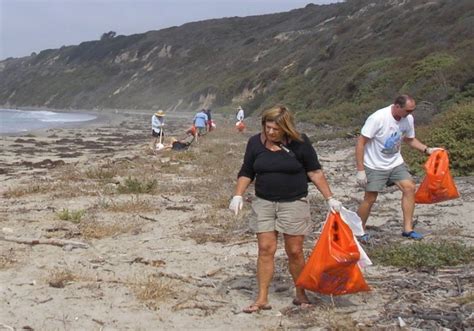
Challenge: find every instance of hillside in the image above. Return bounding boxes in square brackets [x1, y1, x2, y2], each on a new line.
[0, 0, 473, 127]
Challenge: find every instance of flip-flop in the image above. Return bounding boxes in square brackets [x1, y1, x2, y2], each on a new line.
[292, 299, 314, 308]
[242, 303, 272, 314]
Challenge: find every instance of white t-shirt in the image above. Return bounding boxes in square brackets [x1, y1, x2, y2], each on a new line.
[236, 108, 244, 121]
[361, 105, 415, 170]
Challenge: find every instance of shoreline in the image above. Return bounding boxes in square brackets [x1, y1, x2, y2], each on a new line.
[0, 108, 118, 137]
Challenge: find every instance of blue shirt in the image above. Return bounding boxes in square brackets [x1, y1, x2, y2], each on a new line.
[194, 111, 208, 128]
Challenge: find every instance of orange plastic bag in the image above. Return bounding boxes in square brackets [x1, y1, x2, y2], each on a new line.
[236, 121, 245, 132]
[296, 212, 370, 295]
[415, 150, 460, 204]
[186, 125, 197, 136]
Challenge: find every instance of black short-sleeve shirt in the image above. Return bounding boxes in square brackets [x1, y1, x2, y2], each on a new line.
[238, 133, 321, 202]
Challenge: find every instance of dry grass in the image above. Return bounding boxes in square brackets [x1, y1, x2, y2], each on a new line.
[84, 163, 119, 182]
[453, 292, 474, 305]
[3, 182, 52, 198]
[279, 306, 358, 330]
[102, 196, 156, 213]
[47, 268, 77, 288]
[185, 210, 247, 244]
[79, 218, 143, 239]
[50, 181, 102, 198]
[131, 274, 175, 310]
[189, 229, 229, 244]
[55, 164, 84, 181]
[0, 250, 17, 269]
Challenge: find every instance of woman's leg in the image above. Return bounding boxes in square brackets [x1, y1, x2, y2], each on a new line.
[254, 231, 278, 305]
[283, 234, 309, 303]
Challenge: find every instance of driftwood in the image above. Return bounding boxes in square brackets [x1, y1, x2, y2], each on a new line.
[223, 239, 255, 247]
[0, 235, 89, 249]
[138, 214, 159, 222]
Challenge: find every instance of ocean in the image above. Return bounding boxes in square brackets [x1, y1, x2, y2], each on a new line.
[0, 109, 97, 134]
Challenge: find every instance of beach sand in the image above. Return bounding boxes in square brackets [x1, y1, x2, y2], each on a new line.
[0, 111, 472, 330]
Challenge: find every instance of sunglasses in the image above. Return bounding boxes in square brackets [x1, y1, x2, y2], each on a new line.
[405, 107, 416, 113]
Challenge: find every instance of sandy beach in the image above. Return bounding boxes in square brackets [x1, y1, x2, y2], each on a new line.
[0, 111, 473, 330]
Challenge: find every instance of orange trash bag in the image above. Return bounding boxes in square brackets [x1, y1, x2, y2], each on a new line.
[415, 150, 460, 204]
[296, 212, 370, 295]
[236, 121, 245, 132]
[186, 125, 197, 136]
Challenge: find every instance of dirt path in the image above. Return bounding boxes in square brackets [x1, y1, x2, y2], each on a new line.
[0, 113, 472, 330]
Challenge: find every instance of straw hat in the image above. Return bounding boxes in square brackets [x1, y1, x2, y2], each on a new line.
[155, 110, 165, 117]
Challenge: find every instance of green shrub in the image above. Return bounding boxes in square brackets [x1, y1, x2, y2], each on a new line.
[56, 208, 85, 223]
[370, 241, 474, 269]
[117, 177, 157, 194]
[404, 101, 474, 176]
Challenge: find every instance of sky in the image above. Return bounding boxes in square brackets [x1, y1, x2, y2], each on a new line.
[0, 0, 342, 60]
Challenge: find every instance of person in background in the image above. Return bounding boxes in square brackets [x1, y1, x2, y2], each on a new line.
[229, 105, 342, 313]
[150, 110, 165, 149]
[155, 135, 195, 152]
[236, 106, 245, 121]
[355, 95, 443, 242]
[193, 109, 209, 140]
[205, 108, 213, 132]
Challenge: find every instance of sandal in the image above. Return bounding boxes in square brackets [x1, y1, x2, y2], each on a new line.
[292, 298, 314, 308]
[402, 230, 423, 240]
[242, 303, 272, 314]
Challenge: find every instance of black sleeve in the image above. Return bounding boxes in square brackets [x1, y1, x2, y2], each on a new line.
[237, 137, 256, 180]
[300, 134, 321, 172]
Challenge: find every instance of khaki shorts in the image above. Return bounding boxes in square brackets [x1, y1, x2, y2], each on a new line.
[248, 197, 312, 235]
[196, 127, 207, 135]
[365, 163, 412, 192]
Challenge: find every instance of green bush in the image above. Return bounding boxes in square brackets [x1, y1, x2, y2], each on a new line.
[370, 241, 474, 269]
[404, 101, 474, 176]
[117, 177, 157, 194]
[57, 208, 85, 223]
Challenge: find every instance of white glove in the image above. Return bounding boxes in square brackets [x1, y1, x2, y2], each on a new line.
[229, 196, 243, 215]
[356, 170, 367, 187]
[426, 147, 443, 155]
[327, 197, 342, 213]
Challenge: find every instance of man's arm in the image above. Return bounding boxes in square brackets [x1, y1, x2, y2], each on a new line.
[403, 137, 427, 153]
[356, 135, 370, 171]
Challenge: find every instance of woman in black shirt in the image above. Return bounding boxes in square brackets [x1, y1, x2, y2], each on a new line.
[229, 105, 342, 313]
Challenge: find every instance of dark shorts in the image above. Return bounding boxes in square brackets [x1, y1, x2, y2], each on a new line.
[151, 130, 163, 137]
[365, 163, 413, 192]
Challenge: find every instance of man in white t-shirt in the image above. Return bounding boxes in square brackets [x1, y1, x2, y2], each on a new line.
[236, 106, 245, 121]
[355, 95, 442, 241]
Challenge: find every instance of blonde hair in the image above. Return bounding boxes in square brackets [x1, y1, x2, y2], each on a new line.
[261, 105, 302, 142]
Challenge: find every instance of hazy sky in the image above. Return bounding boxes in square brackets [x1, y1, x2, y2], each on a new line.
[0, 0, 342, 60]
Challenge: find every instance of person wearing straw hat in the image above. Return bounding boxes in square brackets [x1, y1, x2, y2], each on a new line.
[151, 110, 165, 150]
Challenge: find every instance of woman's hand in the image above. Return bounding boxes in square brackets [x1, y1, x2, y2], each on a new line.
[327, 197, 342, 213]
[229, 196, 243, 215]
